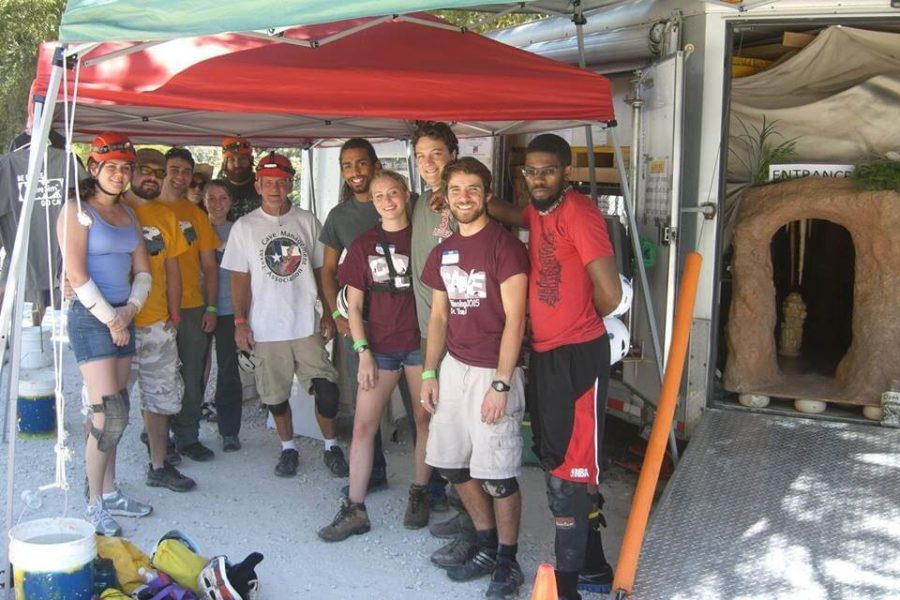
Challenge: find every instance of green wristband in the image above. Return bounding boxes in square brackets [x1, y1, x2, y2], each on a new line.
[352, 338, 369, 352]
[331, 309, 341, 319]
[421, 370, 437, 380]
[205, 305, 218, 314]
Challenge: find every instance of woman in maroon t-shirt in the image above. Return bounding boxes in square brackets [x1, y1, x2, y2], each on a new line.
[320, 171, 432, 541]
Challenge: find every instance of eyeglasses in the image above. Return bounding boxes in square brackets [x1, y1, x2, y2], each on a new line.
[189, 179, 207, 189]
[521, 166, 561, 179]
[138, 165, 166, 178]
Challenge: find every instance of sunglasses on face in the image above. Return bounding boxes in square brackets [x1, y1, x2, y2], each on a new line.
[521, 166, 561, 179]
[138, 165, 166, 178]
[189, 179, 207, 189]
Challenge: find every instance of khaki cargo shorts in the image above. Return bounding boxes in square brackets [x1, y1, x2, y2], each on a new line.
[254, 334, 338, 405]
[129, 321, 184, 415]
[425, 354, 525, 480]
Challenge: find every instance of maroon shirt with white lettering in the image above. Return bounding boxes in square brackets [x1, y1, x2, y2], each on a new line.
[422, 220, 529, 368]
[338, 225, 420, 353]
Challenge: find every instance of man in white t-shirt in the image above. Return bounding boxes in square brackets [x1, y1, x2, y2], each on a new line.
[222, 153, 341, 477]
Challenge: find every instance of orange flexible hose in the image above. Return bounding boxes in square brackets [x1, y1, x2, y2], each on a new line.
[612, 251, 703, 597]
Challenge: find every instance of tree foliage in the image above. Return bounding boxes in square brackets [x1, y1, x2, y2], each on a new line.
[433, 9, 542, 33]
[0, 0, 66, 149]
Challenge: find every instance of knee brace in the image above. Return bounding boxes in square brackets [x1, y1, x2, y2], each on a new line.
[440, 467, 471, 484]
[89, 389, 130, 452]
[267, 399, 290, 417]
[480, 477, 519, 499]
[546, 475, 590, 572]
[310, 378, 339, 419]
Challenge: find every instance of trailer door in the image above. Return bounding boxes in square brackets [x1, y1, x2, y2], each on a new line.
[623, 52, 686, 427]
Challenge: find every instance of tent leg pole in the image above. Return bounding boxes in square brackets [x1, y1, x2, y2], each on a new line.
[305, 147, 316, 216]
[610, 128, 679, 464]
[3, 48, 64, 591]
[574, 4, 598, 201]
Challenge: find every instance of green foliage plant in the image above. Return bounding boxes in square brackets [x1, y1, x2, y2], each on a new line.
[852, 157, 900, 191]
[730, 115, 799, 186]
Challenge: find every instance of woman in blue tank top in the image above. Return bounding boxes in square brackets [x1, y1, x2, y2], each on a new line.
[58, 133, 151, 536]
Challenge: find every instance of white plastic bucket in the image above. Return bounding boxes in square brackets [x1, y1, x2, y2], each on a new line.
[9, 518, 96, 600]
[20, 326, 52, 369]
[17, 368, 57, 438]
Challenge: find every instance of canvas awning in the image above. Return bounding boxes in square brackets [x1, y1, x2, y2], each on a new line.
[32, 14, 615, 145]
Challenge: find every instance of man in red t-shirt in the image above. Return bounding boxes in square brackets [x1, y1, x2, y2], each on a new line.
[522, 134, 622, 600]
[420, 158, 530, 599]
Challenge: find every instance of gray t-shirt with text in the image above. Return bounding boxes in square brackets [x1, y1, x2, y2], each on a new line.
[411, 189, 457, 334]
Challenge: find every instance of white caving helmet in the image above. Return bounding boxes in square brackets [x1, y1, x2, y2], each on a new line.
[605, 274, 633, 318]
[336, 284, 350, 320]
[198, 555, 260, 600]
[604, 317, 630, 366]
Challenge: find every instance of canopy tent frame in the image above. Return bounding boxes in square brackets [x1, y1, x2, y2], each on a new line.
[4, 5, 677, 590]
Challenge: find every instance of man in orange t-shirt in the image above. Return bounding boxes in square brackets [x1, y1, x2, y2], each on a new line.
[159, 147, 220, 462]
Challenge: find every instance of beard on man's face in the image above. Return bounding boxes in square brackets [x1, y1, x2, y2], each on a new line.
[132, 180, 161, 200]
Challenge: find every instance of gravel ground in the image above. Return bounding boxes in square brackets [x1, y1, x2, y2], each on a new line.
[1, 346, 638, 599]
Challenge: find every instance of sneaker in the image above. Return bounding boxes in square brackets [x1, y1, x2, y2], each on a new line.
[102, 490, 153, 517]
[323, 446, 349, 477]
[140, 431, 181, 466]
[222, 436, 242, 452]
[431, 534, 477, 569]
[403, 484, 430, 529]
[577, 562, 614, 594]
[446, 547, 497, 582]
[86, 501, 122, 537]
[179, 441, 215, 462]
[146, 462, 197, 492]
[430, 511, 474, 539]
[486, 560, 524, 599]
[317, 499, 370, 542]
[275, 449, 299, 477]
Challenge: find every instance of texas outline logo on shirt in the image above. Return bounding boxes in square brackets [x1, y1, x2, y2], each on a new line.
[260, 230, 308, 282]
[142, 226, 165, 256]
[178, 220, 197, 245]
[440, 265, 486, 315]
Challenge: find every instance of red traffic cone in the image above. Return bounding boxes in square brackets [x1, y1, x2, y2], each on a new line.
[531, 563, 558, 600]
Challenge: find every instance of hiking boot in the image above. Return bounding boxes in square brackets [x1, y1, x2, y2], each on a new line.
[577, 562, 614, 594]
[86, 501, 122, 537]
[102, 489, 153, 517]
[446, 547, 496, 582]
[140, 431, 181, 466]
[323, 446, 349, 477]
[222, 436, 242, 452]
[146, 462, 197, 492]
[486, 560, 524, 599]
[403, 484, 430, 529]
[431, 534, 478, 569]
[179, 441, 215, 462]
[430, 511, 475, 539]
[275, 448, 299, 477]
[318, 499, 370, 542]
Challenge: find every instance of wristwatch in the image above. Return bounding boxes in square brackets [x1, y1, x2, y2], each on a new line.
[491, 380, 511, 392]
[355, 344, 369, 354]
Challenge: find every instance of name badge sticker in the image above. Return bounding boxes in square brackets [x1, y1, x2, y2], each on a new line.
[441, 249, 460, 265]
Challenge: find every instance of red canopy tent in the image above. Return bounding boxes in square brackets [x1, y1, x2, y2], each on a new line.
[30, 14, 615, 145]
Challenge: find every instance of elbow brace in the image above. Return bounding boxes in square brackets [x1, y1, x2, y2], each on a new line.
[73, 279, 117, 324]
[128, 271, 152, 312]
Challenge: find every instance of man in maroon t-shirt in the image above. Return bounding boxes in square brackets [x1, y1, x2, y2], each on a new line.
[420, 157, 529, 599]
[515, 134, 622, 600]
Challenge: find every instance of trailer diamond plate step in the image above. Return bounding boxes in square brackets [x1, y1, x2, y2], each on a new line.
[631, 409, 900, 600]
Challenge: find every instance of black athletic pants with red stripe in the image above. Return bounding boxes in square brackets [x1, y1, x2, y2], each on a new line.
[527, 335, 610, 576]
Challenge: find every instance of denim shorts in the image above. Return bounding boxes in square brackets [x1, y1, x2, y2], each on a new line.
[372, 347, 423, 371]
[67, 300, 136, 365]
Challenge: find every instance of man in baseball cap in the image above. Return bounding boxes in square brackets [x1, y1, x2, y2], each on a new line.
[222, 152, 345, 479]
[220, 136, 260, 219]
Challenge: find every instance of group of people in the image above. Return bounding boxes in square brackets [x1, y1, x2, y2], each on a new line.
[60, 123, 622, 600]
